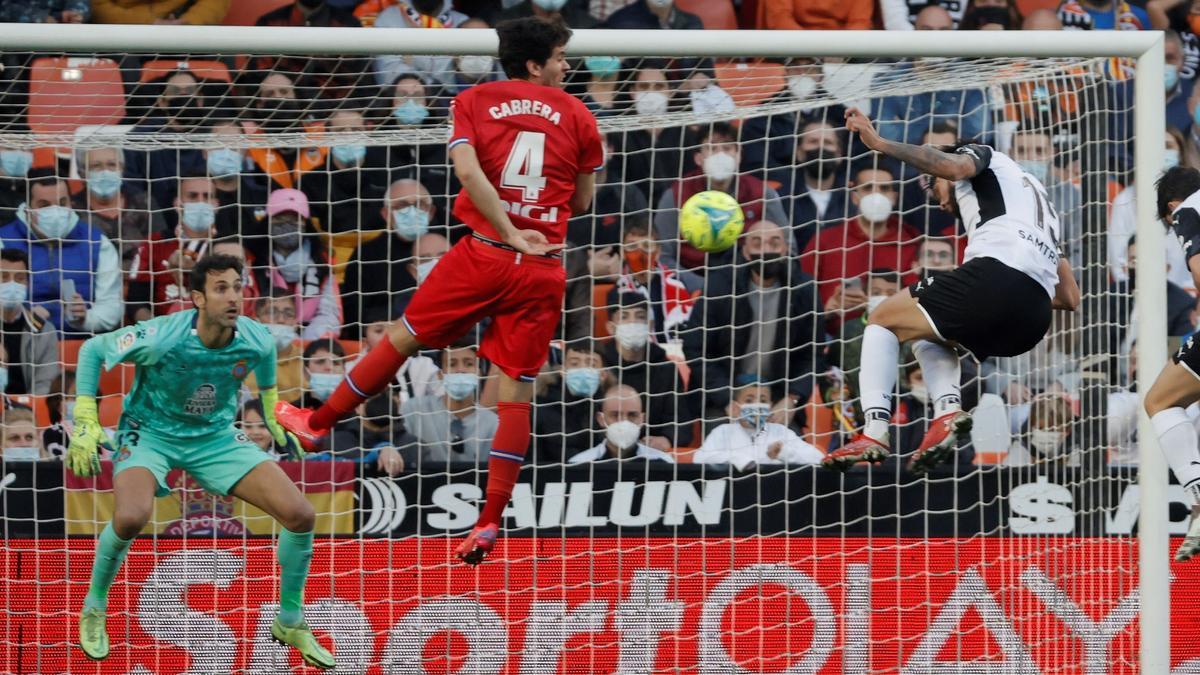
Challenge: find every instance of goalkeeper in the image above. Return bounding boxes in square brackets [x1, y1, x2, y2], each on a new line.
[66, 254, 334, 670]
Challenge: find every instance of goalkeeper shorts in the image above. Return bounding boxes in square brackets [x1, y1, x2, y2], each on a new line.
[111, 425, 274, 498]
[909, 256, 1052, 360]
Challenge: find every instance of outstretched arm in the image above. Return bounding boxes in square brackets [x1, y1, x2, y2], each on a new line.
[844, 107, 979, 181]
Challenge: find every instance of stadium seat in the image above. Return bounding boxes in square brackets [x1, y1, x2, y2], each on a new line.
[139, 60, 231, 84]
[802, 387, 836, 452]
[98, 363, 136, 397]
[98, 395, 123, 428]
[591, 283, 615, 339]
[223, 0, 292, 25]
[675, 0, 738, 29]
[59, 339, 85, 370]
[28, 396, 51, 428]
[339, 340, 362, 358]
[28, 57, 126, 137]
[715, 61, 786, 108]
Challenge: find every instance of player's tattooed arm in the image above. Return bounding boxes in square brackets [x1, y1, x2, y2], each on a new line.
[844, 107, 978, 181]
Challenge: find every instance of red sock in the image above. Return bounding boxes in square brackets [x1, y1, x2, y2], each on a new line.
[478, 402, 531, 526]
[311, 339, 407, 430]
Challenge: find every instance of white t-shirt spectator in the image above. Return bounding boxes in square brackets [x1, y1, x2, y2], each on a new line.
[692, 422, 824, 470]
[568, 442, 675, 463]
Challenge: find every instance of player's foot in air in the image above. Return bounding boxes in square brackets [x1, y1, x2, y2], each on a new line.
[271, 618, 335, 670]
[454, 523, 499, 566]
[1177, 507, 1200, 562]
[79, 607, 109, 661]
[273, 402, 327, 451]
[822, 435, 890, 472]
[908, 410, 973, 474]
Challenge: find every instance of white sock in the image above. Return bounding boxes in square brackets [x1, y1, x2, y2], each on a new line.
[1152, 407, 1200, 502]
[860, 324, 899, 440]
[912, 340, 961, 418]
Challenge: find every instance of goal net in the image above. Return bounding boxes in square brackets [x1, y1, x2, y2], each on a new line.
[0, 25, 1179, 673]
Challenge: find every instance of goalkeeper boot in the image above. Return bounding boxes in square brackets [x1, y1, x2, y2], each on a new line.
[908, 410, 973, 474]
[79, 607, 109, 661]
[822, 435, 890, 472]
[454, 523, 499, 566]
[1176, 505, 1200, 562]
[273, 402, 328, 452]
[271, 618, 336, 670]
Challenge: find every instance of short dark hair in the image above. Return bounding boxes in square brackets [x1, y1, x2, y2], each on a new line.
[921, 120, 959, 141]
[303, 338, 345, 360]
[869, 267, 901, 285]
[607, 290, 650, 314]
[26, 168, 61, 192]
[1156, 166, 1200, 219]
[496, 17, 572, 80]
[0, 248, 28, 267]
[851, 156, 898, 184]
[565, 337, 601, 356]
[699, 122, 738, 147]
[189, 253, 244, 294]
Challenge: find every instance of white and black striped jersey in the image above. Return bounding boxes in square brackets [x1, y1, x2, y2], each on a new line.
[953, 144, 1063, 297]
[1170, 190, 1200, 267]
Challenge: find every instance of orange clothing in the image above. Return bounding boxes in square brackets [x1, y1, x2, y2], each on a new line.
[763, 0, 873, 30]
[91, 0, 230, 25]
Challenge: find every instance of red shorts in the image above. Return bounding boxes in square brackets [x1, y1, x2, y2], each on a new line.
[402, 235, 566, 381]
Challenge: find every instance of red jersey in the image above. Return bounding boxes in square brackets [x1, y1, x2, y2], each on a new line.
[448, 79, 603, 244]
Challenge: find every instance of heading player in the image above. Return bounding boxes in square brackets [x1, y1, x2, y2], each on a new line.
[275, 17, 602, 565]
[1146, 166, 1200, 561]
[825, 108, 1080, 472]
[68, 254, 334, 670]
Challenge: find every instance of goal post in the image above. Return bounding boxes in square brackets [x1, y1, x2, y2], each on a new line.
[0, 22, 1172, 672]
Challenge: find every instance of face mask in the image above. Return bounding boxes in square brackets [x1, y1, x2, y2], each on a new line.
[803, 149, 842, 181]
[266, 323, 296, 351]
[787, 75, 818, 101]
[586, 56, 621, 78]
[690, 85, 735, 116]
[1017, 159, 1049, 184]
[749, 253, 787, 281]
[1165, 148, 1181, 171]
[4, 446, 38, 461]
[614, 322, 650, 351]
[634, 91, 669, 116]
[908, 382, 929, 404]
[392, 206, 431, 241]
[703, 151, 737, 182]
[1030, 428, 1065, 457]
[532, 0, 567, 9]
[166, 96, 206, 123]
[625, 249, 657, 274]
[274, 242, 308, 284]
[604, 419, 641, 451]
[0, 150, 32, 178]
[181, 201, 215, 234]
[31, 205, 77, 239]
[207, 148, 243, 178]
[258, 98, 304, 132]
[308, 371, 342, 401]
[87, 170, 122, 198]
[392, 100, 429, 126]
[459, 55, 495, 79]
[867, 294, 888, 314]
[331, 144, 367, 166]
[737, 402, 771, 432]
[416, 258, 439, 284]
[857, 192, 893, 224]
[1166, 64, 1180, 91]
[443, 372, 479, 401]
[565, 367, 601, 397]
[271, 219, 302, 254]
[0, 281, 26, 310]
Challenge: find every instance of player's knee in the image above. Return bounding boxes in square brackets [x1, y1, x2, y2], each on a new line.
[113, 504, 151, 539]
[1144, 380, 1176, 418]
[282, 500, 316, 533]
[385, 320, 421, 356]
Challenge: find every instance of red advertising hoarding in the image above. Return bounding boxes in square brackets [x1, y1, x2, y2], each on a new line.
[4, 537, 1198, 674]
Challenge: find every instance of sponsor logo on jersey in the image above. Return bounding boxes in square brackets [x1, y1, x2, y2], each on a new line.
[231, 359, 248, 381]
[184, 383, 217, 416]
[115, 446, 131, 462]
[117, 331, 136, 351]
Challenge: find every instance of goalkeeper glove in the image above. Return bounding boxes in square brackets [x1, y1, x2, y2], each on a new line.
[66, 396, 112, 478]
[261, 388, 302, 460]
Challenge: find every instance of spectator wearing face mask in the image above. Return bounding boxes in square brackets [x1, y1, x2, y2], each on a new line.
[603, 0, 701, 29]
[123, 70, 211, 209]
[610, 219, 700, 349]
[874, 54, 993, 146]
[567, 384, 675, 463]
[126, 174, 220, 320]
[379, 75, 451, 208]
[238, 400, 286, 459]
[605, 61, 688, 204]
[72, 147, 163, 272]
[255, 1, 374, 109]
[656, 122, 789, 274]
[896, 123, 960, 237]
[1009, 129, 1082, 270]
[692, 381, 823, 470]
[579, 56, 623, 117]
[678, 60, 736, 118]
[300, 108, 391, 242]
[2, 405, 47, 461]
[444, 20, 505, 96]
[0, 146, 33, 225]
[742, 60, 846, 174]
[293, 338, 347, 410]
[535, 339, 611, 462]
[601, 293, 697, 450]
[0, 170, 122, 335]
[1004, 393, 1078, 466]
[340, 179, 439, 331]
[396, 230, 450, 314]
[204, 122, 269, 229]
[246, 290, 304, 402]
[0, 248, 57, 395]
[373, 0, 471, 88]
[242, 73, 328, 196]
[774, 119, 850, 252]
[498, 0, 598, 27]
[399, 341, 498, 465]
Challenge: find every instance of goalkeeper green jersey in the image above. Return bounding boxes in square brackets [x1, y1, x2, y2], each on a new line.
[77, 309, 276, 439]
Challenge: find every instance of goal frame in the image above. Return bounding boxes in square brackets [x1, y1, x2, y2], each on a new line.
[0, 23, 1170, 670]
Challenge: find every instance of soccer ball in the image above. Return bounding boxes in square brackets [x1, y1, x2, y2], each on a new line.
[679, 190, 745, 253]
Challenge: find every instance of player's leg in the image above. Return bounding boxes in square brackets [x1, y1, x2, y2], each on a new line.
[1144, 355, 1200, 561]
[906, 338, 972, 474]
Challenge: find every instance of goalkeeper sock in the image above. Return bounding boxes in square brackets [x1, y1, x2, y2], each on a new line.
[311, 338, 407, 430]
[84, 522, 133, 613]
[1152, 407, 1200, 502]
[276, 528, 314, 627]
[860, 324, 900, 441]
[478, 402, 532, 526]
[912, 340, 962, 418]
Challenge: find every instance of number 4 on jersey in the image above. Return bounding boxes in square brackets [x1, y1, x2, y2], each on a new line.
[501, 131, 547, 202]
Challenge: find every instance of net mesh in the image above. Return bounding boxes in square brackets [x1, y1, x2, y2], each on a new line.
[0, 42, 1163, 673]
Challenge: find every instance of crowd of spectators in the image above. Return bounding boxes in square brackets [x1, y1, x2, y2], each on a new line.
[0, 0, 1185, 477]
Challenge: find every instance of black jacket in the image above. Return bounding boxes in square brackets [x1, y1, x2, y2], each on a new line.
[601, 341, 696, 446]
[533, 383, 601, 463]
[340, 232, 415, 334]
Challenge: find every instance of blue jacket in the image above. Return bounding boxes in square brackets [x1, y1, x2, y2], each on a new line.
[0, 216, 102, 333]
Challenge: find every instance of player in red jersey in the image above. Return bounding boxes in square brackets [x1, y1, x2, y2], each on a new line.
[275, 17, 602, 565]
